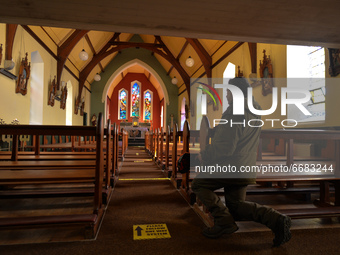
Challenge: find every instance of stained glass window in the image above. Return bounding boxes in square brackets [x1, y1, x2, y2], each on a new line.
[131, 82, 140, 117]
[144, 90, 152, 121]
[119, 89, 128, 119]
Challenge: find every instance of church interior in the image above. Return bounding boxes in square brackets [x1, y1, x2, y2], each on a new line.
[1, 1, 340, 254]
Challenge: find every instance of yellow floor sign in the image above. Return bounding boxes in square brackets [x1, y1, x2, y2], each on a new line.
[133, 224, 171, 240]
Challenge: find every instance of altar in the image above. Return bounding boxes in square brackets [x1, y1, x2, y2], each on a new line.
[119, 121, 150, 138]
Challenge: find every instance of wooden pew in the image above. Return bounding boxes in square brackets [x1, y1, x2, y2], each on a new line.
[145, 130, 150, 152]
[167, 120, 200, 204]
[191, 115, 340, 226]
[163, 125, 171, 175]
[154, 128, 159, 162]
[178, 120, 197, 204]
[0, 113, 107, 238]
[170, 124, 186, 188]
[0, 120, 117, 203]
[155, 127, 165, 169]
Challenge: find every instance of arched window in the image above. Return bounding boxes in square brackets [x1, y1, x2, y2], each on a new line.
[66, 81, 72, 125]
[30, 51, 44, 124]
[222, 62, 236, 112]
[181, 97, 186, 131]
[143, 90, 152, 121]
[196, 87, 202, 129]
[160, 106, 164, 128]
[118, 89, 128, 120]
[287, 46, 325, 123]
[131, 81, 141, 117]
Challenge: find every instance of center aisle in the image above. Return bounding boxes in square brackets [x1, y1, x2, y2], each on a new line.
[95, 147, 278, 254]
[98, 146, 213, 254]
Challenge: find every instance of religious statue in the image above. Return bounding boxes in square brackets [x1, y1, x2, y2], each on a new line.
[259, 50, 274, 96]
[16, 53, 31, 95]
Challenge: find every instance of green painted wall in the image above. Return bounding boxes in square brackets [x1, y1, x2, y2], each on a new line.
[90, 35, 178, 127]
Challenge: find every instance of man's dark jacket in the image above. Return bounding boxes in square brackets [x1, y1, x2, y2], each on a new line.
[200, 99, 262, 185]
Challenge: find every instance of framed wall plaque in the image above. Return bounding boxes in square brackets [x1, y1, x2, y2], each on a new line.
[328, 48, 340, 77]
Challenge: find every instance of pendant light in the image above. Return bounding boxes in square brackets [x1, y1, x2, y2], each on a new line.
[171, 76, 178, 85]
[79, 38, 88, 61]
[94, 73, 101, 81]
[186, 56, 194, 67]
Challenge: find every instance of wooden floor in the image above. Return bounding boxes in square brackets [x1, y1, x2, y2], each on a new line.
[1, 146, 340, 245]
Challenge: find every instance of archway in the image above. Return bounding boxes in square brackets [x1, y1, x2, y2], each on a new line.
[102, 59, 169, 127]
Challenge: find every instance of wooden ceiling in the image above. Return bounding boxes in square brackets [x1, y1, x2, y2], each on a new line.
[1, 0, 339, 99]
[16, 25, 242, 100]
[1, 0, 339, 47]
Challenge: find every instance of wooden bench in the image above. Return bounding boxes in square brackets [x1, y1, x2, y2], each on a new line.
[0, 119, 119, 203]
[0, 113, 107, 238]
[169, 124, 187, 188]
[172, 116, 340, 225]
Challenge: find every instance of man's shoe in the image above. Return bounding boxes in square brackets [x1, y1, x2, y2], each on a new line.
[202, 223, 238, 239]
[273, 215, 291, 247]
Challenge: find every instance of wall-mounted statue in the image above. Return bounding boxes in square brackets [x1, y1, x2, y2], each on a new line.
[259, 50, 274, 96]
[16, 52, 31, 95]
[60, 85, 68, 110]
[80, 102, 85, 116]
[185, 104, 189, 119]
[91, 114, 97, 126]
[74, 97, 85, 115]
[237, 66, 244, 77]
[48, 76, 57, 106]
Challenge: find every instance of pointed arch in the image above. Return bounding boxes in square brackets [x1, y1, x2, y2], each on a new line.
[102, 59, 169, 121]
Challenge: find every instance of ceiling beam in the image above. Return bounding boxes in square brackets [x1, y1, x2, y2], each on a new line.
[85, 34, 104, 73]
[186, 38, 212, 78]
[212, 42, 244, 69]
[151, 38, 157, 56]
[40, 26, 58, 46]
[154, 36, 190, 91]
[167, 41, 188, 76]
[248, 42, 257, 74]
[22, 25, 55, 58]
[77, 33, 120, 100]
[110, 41, 165, 48]
[191, 42, 245, 86]
[57, 29, 89, 89]
[5, 24, 18, 60]
[21, 25, 79, 82]
[78, 35, 191, 99]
